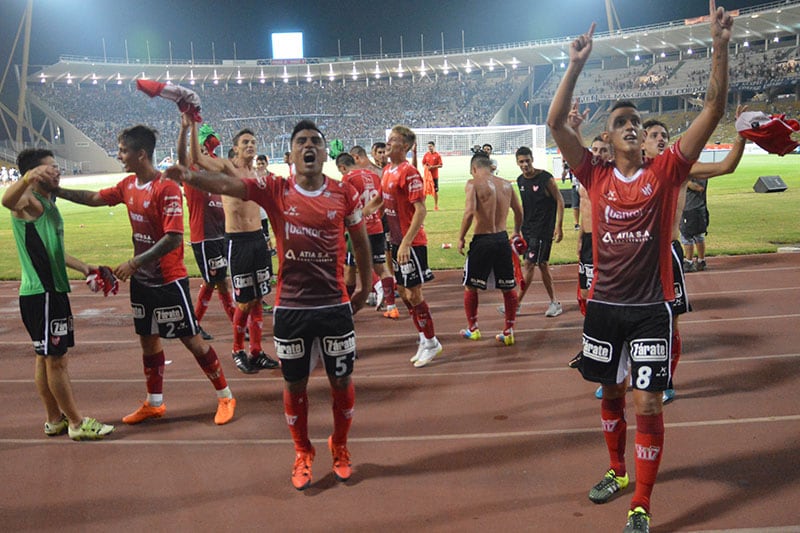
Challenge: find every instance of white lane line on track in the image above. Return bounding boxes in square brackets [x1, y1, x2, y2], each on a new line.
[0, 352, 798, 384]
[1, 414, 798, 446]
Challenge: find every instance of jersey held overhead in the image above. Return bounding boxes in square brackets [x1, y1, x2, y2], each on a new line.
[573, 142, 694, 304]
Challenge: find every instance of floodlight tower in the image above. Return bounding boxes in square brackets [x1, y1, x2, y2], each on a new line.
[605, 0, 622, 32]
[0, 0, 33, 149]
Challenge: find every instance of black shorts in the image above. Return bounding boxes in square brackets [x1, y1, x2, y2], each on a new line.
[227, 230, 272, 303]
[680, 207, 708, 239]
[130, 277, 201, 339]
[578, 232, 594, 290]
[462, 232, 516, 290]
[671, 240, 691, 315]
[579, 300, 673, 392]
[571, 186, 580, 209]
[191, 238, 229, 283]
[20, 292, 74, 356]
[390, 243, 434, 289]
[522, 234, 553, 265]
[273, 304, 356, 382]
[369, 232, 387, 264]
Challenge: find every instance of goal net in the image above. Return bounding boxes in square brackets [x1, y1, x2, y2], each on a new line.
[391, 125, 547, 161]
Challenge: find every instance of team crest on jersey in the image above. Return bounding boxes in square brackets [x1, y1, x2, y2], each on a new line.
[605, 190, 618, 202]
[533, 185, 539, 191]
[328, 210, 337, 220]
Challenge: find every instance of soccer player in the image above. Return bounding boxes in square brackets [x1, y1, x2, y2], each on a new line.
[350, 145, 384, 177]
[371, 141, 388, 171]
[421, 141, 443, 210]
[177, 116, 236, 341]
[2, 149, 115, 441]
[167, 119, 371, 491]
[506, 146, 564, 317]
[457, 151, 523, 345]
[367, 125, 442, 368]
[336, 153, 396, 312]
[547, 3, 732, 530]
[482, 143, 499, 175]
[191, 126, 278, 374]
[54, 125, 237, 426]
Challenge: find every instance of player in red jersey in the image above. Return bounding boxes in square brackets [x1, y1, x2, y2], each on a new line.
[336, 153, 396, 312]
[547, 3, 732, 531]
[177, 116, 236, 340]
[421, 141, 443, 210]
[367, 125, 442, 368]
[167, 119, 371, 491]
[53, 125, 236, 426]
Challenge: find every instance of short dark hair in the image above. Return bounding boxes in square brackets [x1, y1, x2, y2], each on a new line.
[232, 128, 255, 147]
[470, 151, 492, 168]
[118, 125, 157, 161]
[428, 141, 435, 146]
[350, 145, 367, 157]
[256, 154, 268, 163]
[371, 141, 386, 150]
[515, 146, 533, 158]
[482, 143, 493, 150]
[290, 119, 326, 144]
[642, 119, 670, 139]
[592, 135, 605, 143]
[17, 148, 54, 175]
[335, 153, 355, 167]
[610, 100, 637, 113]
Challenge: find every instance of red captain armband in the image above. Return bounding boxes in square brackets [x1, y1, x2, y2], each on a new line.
[511, 234, 527, 255]
[86, 266, 119, 297]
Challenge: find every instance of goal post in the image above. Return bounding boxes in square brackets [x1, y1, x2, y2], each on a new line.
[390, 124, 547, 161]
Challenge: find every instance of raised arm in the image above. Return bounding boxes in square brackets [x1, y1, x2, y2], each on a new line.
[2, 165, 57, 213]
[164, 165, 248, 199]
[677, 0, 733, 162]
[689, 105, 748, 180]
[177, 112, 192, 167]
[547, 23, 596, 169]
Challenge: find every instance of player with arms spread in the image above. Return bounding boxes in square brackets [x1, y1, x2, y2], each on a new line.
[167, 119, 371, 492]
[547, 2, 732, 531]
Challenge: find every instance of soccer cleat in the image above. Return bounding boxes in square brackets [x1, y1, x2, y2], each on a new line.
[623, 506, 651, 533]
[496, 330, 515, 346]
[595, 386, 603, 399]
[366, 292, 377, 307]
[44, 413, 69, 436]
[122, 401, 166, 424]
[214, 397, 236, 425]
[545, 301, 563, 317]
[198, 326, 213, 340]
[662, 388, 676, 404]
[588, 469, 629, 504]
[251, 351, 280, 370]
[410, 341, 425, 363]
[383, 306, 400, 319]
[460, 328, 481, 341]
[261, 302, 274, 313]
[413, 339, 443, 368]
[328, 436, 352, 482]
[232, 350, 258, 374]
[568, 352, 582, 369]
[68, 417, 115, 440]
[291, 447, 316, 491]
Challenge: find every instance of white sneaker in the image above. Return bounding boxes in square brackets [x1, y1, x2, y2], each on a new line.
[413, 339, 442, 368]
[366, 293, 377, 307]
[545, 301, 563, 317]
[410, 341, 425, 363]
[374, 282, 385, 311]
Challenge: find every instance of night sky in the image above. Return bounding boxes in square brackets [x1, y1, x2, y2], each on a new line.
[1, 0, 766, 67]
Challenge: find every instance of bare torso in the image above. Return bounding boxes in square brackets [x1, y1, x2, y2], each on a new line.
[472, 175, 515, 235]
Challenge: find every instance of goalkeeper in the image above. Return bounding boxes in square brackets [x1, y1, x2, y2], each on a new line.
[2, 149, 116, 440]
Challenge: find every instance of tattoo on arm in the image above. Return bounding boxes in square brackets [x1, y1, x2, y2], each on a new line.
[133, 233, 183, 267]
[56, 188, 102, 206]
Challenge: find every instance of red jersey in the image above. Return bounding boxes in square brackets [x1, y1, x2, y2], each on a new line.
[422, 151, 443, 179]
[243, 173, 363, 308]
[184, 183, 225, 243]
[381, 161, 427, 246]
[573, 142, 694, 304]
[99, 174, 187, 286]
[342, 167, 382, 235]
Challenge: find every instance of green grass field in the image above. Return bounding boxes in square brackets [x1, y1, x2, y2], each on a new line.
[1, 153, 798, 280]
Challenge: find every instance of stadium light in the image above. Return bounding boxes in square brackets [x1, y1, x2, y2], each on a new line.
[660, 51, 666, 58]
[773, 36, 779, 43]
[634, 54, 640, 61]
[687, 48, 693, 55]
[743, 40, 749, 47]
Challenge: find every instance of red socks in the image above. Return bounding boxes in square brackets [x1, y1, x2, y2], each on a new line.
[670, 330, 682, 378]
[412, 301, 435, 339]
[194, 283, 214, 321]
[284, 389, 312, 452]
[600, 396, 628, 476]
[331, 381, 355, 445]
[218, 290, 235, 322]
[232, 306, 248, 352]
[193, 346, 228, 391]
[143, 351, 165, 394]
[464, 290, 479, 330]
[248, 305, 263, 355]
[631, 413, 665, 513]
[381, 277, 395, 306]
[502, 290, 518, 332]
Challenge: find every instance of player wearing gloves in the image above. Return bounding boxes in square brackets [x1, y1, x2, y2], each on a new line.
[2, 148, 115, 440]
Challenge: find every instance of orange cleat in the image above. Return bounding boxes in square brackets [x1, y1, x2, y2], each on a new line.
[122, 401, 166, 424]
[328, 436, 352, 482]
[214, 397, 236, 425]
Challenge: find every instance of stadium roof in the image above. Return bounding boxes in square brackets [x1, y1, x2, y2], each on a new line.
[27, 1, 800, 86]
